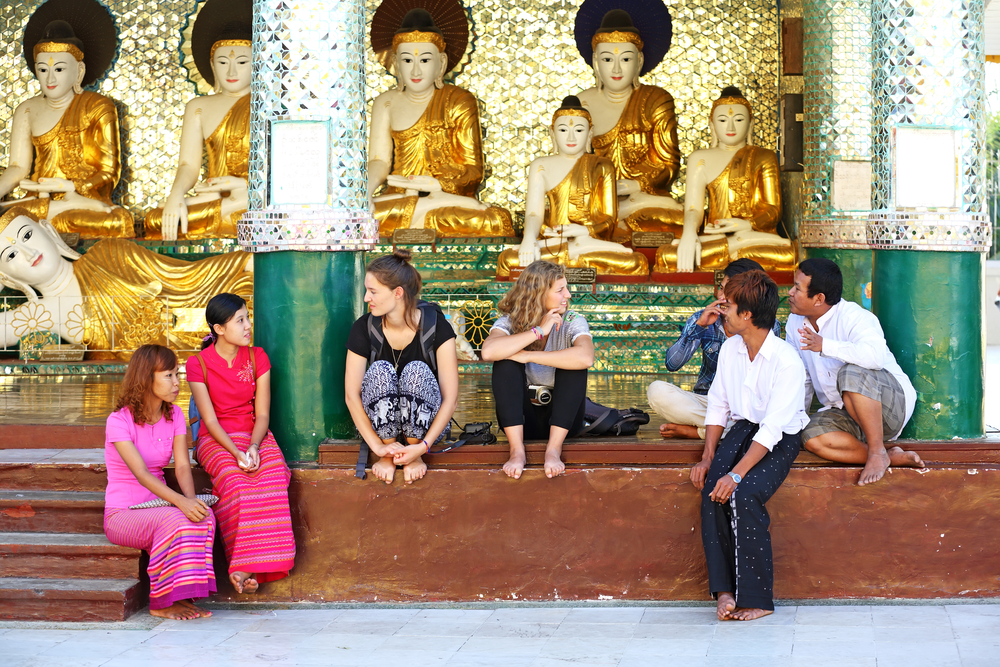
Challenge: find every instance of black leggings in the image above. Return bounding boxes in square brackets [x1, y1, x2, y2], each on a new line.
[492, 359, 587, 439]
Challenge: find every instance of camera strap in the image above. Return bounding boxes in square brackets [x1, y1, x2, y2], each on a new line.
[429, 419, 496, 454]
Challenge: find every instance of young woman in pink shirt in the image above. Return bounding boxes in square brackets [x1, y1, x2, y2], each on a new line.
[104, 345, 216, 620]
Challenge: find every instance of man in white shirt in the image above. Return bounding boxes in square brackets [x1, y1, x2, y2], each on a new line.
[786, 259, 923, 486]
[690, 270, 809, 622]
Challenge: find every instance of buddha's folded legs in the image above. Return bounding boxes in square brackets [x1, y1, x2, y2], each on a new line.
[376, 196, 514, 237]
[497, 243, 649, 278]
[623, 207, 685, 233]
[17, 198, 135, 239]
[143, 200, 240, 240]
[654, 237, 797, 272]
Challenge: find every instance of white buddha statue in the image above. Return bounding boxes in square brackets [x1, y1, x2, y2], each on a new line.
[0, 207, 253, 359]
[575, 7, 682, 233]
[656, 87, 795, 273]
[0, 18, 133, 238]
[368, 6, 512, 237]
[496, 96, 647, 277]
[144, 14, 252, 241]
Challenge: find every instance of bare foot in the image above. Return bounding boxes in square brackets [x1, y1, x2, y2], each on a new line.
[371, 456, 396, 485]
[888, 446, 924, 468]
[858, 446, 891, 486]
[150, 602, 200, 620]
[716, 592, 736, 620]
[503, 451, 526, 479]
[177, 599, 212, 617]
[659, 423, 701, 439]
[403, 457, 427, 484]
[544, 450, 565, 478]
[732, 607, 773, 621]
[230, 571, 258, 594]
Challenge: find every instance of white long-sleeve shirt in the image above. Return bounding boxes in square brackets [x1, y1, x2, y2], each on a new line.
[785, 300, 916, 439]
[705, 329, 810, 451]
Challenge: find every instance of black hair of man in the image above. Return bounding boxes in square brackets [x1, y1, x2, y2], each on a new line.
[723, 258, 766, 280]
[797, 258, 843, 306]
[724, 270, 779, 332]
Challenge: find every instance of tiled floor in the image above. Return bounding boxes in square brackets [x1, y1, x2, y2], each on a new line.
[2, 605, 999, 666]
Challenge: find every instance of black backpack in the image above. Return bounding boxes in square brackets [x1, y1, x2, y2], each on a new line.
[356, 301, 439, 479]
[577, 397, 650, 437]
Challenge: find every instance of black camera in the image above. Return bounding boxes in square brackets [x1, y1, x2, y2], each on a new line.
[528, 384, 553, 406]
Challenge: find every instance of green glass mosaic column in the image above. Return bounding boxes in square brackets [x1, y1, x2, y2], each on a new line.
[806, 248, 872, 309]
[872, 251, 983, 439]
[254, 252, 364, 461]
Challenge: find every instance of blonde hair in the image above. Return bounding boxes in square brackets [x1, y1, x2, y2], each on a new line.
[496, 261, 565, 351]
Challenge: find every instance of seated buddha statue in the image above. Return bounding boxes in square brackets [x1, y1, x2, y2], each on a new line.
[145, 1, 252, 241]
[0, 17, 133, 238]
[368, 5, 513, 237]
[0, 207, 253, 360]
[655, 87, 795, 273]
[575, 5, 682, 233]
[496, 97, 648, 278]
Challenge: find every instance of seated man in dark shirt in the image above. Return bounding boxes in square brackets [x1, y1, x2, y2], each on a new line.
[647, 259, 780, 439]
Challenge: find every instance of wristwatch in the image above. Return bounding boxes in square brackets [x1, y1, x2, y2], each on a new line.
[727, 472, 742, 484]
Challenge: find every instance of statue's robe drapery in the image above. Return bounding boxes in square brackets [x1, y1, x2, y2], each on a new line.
[655, 145, 795, 271]
[497, 154, 648, 277]
[17, 91, 134, 238]
[73, 239, 253, 359]
[375, 85, 513, 237]
[144, 93, 251, 239]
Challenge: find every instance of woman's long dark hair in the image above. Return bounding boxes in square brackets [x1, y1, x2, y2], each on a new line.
[367, 249, 422, 330]
[201, 293, 248, 349]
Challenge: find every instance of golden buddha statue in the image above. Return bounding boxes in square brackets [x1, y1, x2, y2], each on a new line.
[0, 207, 253, 360]
[655, 87, 795, 273]
[496, 97, 648, 278]
[575, 5, 682, 233]
[368, 4, 513, 237]
[144, 0, 252, 241]
[0, 13, 133, 238]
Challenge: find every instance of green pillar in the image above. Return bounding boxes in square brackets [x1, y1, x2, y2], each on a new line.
[806, 248, 872, 309]
[254, 252, 365, 460]
[872, 251, 984, 439]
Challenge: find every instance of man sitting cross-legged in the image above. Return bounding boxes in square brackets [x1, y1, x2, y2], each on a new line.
[786, 258, 923, 486]
[647, 259, 780, 439]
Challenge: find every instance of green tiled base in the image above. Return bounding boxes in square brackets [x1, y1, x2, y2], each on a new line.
[1, 361, 128, 375]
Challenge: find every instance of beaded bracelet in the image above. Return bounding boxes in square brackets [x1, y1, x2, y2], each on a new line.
[531, 326, 543, 340]
[421, 439, 430, 454]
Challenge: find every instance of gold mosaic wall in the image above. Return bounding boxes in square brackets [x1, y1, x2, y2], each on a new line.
[0, 0, 202, 216]
[0, 0, 778, 222]
[365, 0, 780, 212]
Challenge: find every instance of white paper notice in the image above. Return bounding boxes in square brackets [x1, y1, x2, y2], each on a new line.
[832, 160, 872, 211]
[270, 120, 329, 206]
[895, 127, 957, 209]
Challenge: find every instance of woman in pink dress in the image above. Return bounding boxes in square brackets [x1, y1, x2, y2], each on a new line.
[187, 293, 295, 594]
[104, 344, 216, 620]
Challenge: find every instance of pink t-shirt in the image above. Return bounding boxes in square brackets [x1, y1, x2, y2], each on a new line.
[104, 404, 186, 510]
[185, 345, 270, 434]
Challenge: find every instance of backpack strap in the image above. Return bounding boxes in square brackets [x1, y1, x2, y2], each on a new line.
[187, 352, 209, 427]
[417, 301, 438, 375]
[367, 313, 385, 367]
[250, 345, 256, 384]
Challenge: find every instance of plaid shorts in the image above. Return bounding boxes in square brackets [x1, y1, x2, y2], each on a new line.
[801, 363, 907, 443]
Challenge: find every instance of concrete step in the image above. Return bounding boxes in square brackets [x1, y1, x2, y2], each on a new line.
[0, 490, 105, 533]
[0, 450, 108, 491]
[0, 577, 146, 622]
[0, 532, 142, 580]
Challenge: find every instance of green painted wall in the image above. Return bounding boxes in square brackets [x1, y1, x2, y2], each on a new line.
[806, 247, 873, 309]
[254, 251, 365, 461]
[872, 250, 984, 440]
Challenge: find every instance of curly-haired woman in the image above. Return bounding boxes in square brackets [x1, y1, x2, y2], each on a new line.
[104, 344, 216, 620]
[481, 260, 595, 479]
[187, 293, 295, 594]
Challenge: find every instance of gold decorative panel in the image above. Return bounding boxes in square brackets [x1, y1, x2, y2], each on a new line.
[365, 0, 779, 210]
[0, 0, 202, 218]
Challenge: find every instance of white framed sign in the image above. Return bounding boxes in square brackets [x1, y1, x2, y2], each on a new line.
[894, 127, 958, 209]
[270, 120, 329, 206]
[832, 160, 872, 211]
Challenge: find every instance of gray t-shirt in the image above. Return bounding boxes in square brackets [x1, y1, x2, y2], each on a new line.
[491, 310, 592, 387]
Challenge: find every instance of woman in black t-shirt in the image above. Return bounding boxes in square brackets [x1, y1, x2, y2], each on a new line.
[345, 249, 458, 484]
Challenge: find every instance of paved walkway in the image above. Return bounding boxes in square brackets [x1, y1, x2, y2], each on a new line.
[2, 604, 998, 666]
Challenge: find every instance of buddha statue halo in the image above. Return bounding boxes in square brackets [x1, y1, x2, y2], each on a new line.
[366, 2, 513, 237]
[0, 6, 134, 239]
